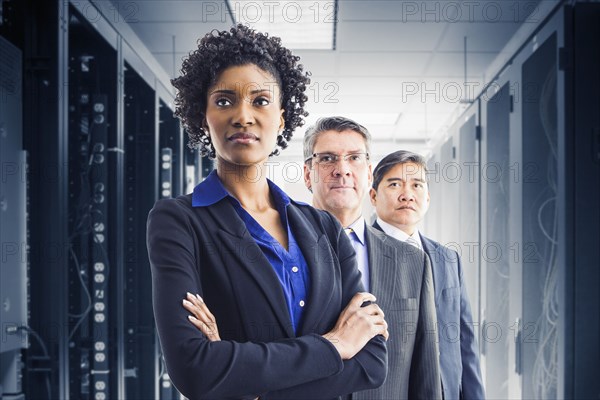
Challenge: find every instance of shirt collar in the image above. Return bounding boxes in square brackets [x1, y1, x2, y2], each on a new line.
[376, 217, 422, 249]
[192, 170, 229, 207]
[192, 169, 291, 209]
[346, 217, 366, 246]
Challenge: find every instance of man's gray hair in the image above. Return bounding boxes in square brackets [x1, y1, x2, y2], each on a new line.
[303, 116, 372, 162]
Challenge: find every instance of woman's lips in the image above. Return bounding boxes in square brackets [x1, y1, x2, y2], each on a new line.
[228, 132, 258, 143]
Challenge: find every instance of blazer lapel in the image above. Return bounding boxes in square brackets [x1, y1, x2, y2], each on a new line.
[365, 225, 397, 309]
[420, 233, 444, 304]
[208, 200, 295, 338]
[287, 205, 335, 336]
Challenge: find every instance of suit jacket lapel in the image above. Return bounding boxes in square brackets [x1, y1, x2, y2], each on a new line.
[420, 233, 444, 304]
[364, 225, 397, 309]
[208, 200, 295, 338]
[287, 205, 335, 336]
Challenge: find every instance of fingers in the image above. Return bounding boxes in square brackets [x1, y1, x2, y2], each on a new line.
[182, 292, 221, 341]
[352, 301, 389, 341]
[349, 292, 377, 309]
[368, 305, 388, 340]
[183, 299, 214, 326]
[184, 293, 216, 323]
[374, 318, 389, 341]
[361, 303, 385, 319]
[187, 314, 219, 339]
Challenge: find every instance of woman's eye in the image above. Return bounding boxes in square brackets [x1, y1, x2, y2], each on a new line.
[216, 98, 232, 107]
[254, 97, 270, 106]
[389, 182, 399, 187]
[414, 183, 423, 188]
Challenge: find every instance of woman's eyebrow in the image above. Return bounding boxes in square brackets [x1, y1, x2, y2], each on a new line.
[209, 89, 236, 95]
[210, 88, 273, 95]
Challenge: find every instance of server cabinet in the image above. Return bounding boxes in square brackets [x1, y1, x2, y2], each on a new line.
[122, 63, 160, 400]
[426, 101, 484, 390]
[456, 106, 482, 349]
[0, 35, 27, 400]
[564, 5, 600, 398]
[67, 9, 119, 399]
[476, 4, 600, 398]
[20, 0, 71, 397]
[481, 78, 514, 399]
[520, 31, 559, 400]
[159, 99, 184, 199]
[7, 0, 187, 397]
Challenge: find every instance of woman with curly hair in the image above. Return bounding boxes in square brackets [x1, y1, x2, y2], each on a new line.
[147, 24, 387, 399]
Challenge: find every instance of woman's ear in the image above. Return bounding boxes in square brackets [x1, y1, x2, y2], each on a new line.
[202, 118, 209, 133]
[279, 111, 285, 132]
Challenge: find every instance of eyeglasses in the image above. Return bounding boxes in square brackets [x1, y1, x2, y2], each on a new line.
[305, 152, 370, 166]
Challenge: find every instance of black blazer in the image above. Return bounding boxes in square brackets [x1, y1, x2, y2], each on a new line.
[147, 194, 387, 399]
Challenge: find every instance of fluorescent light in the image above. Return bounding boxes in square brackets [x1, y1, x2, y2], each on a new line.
[231, 1, 336, 50]
[306, 113, 401, 126]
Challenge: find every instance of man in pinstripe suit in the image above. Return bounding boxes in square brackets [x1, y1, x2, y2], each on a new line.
[370, 150, 485, 400]
[303, 117, 442, 399]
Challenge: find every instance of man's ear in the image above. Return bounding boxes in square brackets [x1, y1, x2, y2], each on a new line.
[303, 163, 312, 193]
[369, 187, 377, 206]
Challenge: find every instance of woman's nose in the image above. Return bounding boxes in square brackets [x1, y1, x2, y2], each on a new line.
[232, 101, 255, 126]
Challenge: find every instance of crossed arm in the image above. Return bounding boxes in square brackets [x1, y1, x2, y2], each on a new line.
[183, 291, 389, 358]
[148, 199, 389, 399]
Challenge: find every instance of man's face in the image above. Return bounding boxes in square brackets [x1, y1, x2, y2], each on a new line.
[304, 130, 372, 217]
[370, 162, 430, 235]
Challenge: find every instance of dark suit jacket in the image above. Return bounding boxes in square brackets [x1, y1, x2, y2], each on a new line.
[418, 234, 485, 400]
[353, 225, 441, 400]
[147, 194, 387, 400]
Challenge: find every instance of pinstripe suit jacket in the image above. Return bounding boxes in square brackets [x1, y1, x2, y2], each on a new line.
[353, 225, 442, 400]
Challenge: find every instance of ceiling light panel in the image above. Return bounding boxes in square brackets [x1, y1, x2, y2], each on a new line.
[231, 0, 336, 49]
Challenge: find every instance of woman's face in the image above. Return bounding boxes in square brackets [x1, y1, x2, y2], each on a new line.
[204, 64, 284, 166]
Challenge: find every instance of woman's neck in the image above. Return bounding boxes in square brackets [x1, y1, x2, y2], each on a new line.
[216, 158, 272, 211]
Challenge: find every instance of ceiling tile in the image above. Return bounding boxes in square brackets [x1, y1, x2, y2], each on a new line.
[337, 21, 446, 51]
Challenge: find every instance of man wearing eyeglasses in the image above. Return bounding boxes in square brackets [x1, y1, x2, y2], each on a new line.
[303, 116, 441, 399]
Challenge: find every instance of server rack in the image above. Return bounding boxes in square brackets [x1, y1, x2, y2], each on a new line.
[564, 5, 600, 398]
[455, 106, 482, 350]
[0, 35, 27, 400]
[67, 12, 118, 399]
[481, 76, 514, 399]
[122, 62, 160, 400]
[427, 3, 600, 398]
[19, 1, 71, 397]
[2, 0, 192, 397]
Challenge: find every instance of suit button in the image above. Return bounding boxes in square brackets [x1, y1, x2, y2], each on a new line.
[299, 300, 305, 307]
[292, 266, 299, 273]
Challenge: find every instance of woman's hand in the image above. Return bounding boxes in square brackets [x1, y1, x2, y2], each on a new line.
[183, 294, 260, 399]
[183, 292, 221, 341]
[323, 292, 388, 360]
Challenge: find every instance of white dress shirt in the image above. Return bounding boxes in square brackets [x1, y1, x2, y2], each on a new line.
[376, 217, 424, 251]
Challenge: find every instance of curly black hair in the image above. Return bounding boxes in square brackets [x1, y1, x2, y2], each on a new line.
[172, 24, 311, 158]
